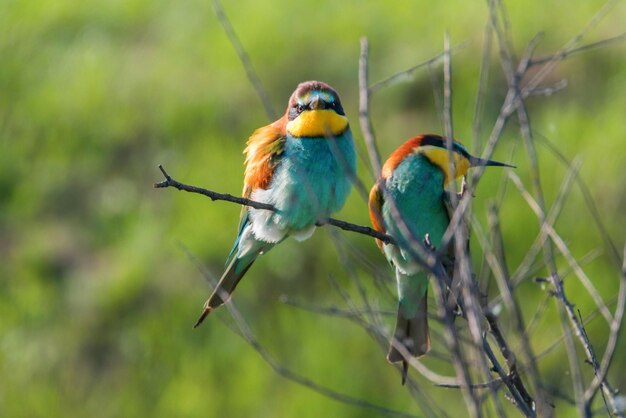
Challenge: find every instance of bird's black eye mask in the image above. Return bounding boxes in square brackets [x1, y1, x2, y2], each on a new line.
[288, 95, 345, 121]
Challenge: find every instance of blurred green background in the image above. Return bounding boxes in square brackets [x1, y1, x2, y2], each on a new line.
[1, 0, 625, 416]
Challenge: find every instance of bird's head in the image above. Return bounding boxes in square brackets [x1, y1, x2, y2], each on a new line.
[285, 81, 349, 138]
[382, 135, 514, 185]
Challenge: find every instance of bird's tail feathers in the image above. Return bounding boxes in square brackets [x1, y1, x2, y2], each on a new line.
[387, 291, 430, 384]
[194, 231, 272, 328]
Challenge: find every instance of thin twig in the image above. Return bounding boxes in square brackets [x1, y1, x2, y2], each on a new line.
[485, 1, 626, 413]
[532, 129, 622, 268]
[483, 202, 543, 412]
[443, 32, 507, 418]
[533, 293, 616, 362]
[486, 313, 535, 408]
[358, 37, 382, 176]
[369, 43, 467, 94]
[529, 31, 626, 66]
[181, 245, 420, 418]
[526, 79, 568, 97]
[472, 22, 493, 154]
[212, 0, 277, 120]
[482, 335, 530, 415]
[508, 157, 582, 290]
[584, 244, 626, 408]
[201, 2, 626, 416]
[431, 266, 482, 418]
[519, 0, 620, 99]
[510, 171, 623, 417]
[320, 272, 454, 418]
[281, 296, 465, 389]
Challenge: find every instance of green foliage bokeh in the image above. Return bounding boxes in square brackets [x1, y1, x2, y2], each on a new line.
[1, 0, 625, 416]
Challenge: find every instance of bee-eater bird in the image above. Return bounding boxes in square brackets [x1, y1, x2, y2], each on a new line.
[194, 81, 356, 328]
[368, 134, 512, 382]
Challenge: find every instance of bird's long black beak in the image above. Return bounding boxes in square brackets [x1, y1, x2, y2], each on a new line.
[470, 156, 515, 168]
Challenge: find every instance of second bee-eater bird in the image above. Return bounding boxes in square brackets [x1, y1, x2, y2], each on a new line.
[368, 134, 512, 382]
[194, 81, 356, 327]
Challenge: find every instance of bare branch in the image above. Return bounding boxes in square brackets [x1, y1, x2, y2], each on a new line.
[510, 171, 623, 416]
[520, 0, 620, 99]
[212, 0, 277, 120]
[197, 2, 626, 416]
[484, 1, 626, 413]
[584, 244, 626, 410]
[368, 42, 467, 94]
[481, 334, 534, 415]
[532, 130, 622, 268]
[471, 23, 494, 153]
[180, 245, 420, 418]
[526, 79, 568, 97]
[486, 313, 535, 409]
[481, 203, 544, 409]
[358, 37, 382, 176]
[533, 290, 616, 362]
[281, 296, 466, 389]
[529, 31, 626, 66]
[154, 165, 395, 244]
[430, 267, 482, 418]
[443, 32, 457, 199]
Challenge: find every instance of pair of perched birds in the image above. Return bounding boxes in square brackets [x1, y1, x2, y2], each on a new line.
[194, 80, 511, 380]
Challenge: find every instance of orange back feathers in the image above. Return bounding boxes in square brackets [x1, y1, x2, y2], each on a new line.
[243, 118, 286, 196]
[368, 183, 386, 251]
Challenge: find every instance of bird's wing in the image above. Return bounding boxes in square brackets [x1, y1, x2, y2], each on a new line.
[442, 190, 466, 311]
[243, 119, 287, 195]
[225, 120, 286, 265]
[368, 181, 387, 252]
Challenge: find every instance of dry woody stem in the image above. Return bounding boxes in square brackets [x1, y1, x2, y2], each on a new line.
[154, 165, 394, 245]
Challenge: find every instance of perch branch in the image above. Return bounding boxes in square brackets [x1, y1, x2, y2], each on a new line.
[154, 165, 395, 245]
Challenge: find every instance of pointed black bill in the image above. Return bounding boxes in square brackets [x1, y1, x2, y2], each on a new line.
[469, 156, 515, 168]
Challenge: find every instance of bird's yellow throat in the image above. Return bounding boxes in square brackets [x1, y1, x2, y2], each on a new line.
[286, 109, 348, 138]
[419, 146, 472, 185]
